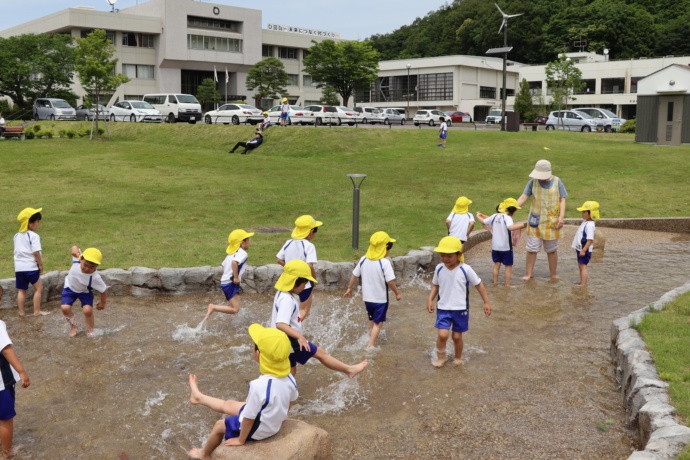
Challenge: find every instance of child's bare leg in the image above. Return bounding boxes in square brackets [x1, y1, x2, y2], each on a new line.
[299, 295, 313, 322]
[83, 305, 96, 336]
[368, 321, 383, 349]
[492, 263, 500, 285]
[205, 296, 240, 320]
[452, 331, 464, 365]
[0, 419, 14, 459]
[504, 265, 513, 287]
[32, 280, 48, 316]
[189, 419, 225, 460]
[189, 374, 244, 415]
[433, 329, 449, 368]
[576, 263, 588, 286]
[313, 348, 368, 378]
[61, 304, 78, 337]
[16, 290, 27, 316]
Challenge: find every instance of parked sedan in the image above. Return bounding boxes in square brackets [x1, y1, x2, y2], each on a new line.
[380, 108, 406, 125]
[76, 104, 109, 121]
[413, 109, 447, 126]
[266, 105, 310, 125]
[204, 103, 263, 125]
[444, 111, 471, 123]
[334, 106, 357, 126]
[302, 105, 339, 126]
[109, 101, 163, 122]
[545, 110, 602, 132]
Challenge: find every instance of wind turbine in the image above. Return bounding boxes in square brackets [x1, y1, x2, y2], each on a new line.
[496, 3, 523, 43]
[492, 3, 523, 131]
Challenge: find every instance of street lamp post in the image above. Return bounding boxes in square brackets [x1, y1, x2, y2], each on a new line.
[406, 63, 411, 121]
[347, 174, 367, 250]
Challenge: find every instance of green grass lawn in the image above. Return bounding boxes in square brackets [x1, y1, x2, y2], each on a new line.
[1, 121, 689, 276]
[636, 292, 690, 459]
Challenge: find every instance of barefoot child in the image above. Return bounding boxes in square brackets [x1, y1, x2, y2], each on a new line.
[61, 246, 108, 338]
[272, 260, 368, 378]
[344, 231, 401, 349]
[476, 198, 527, 286]
[572, 201, 599, 287]
[446, 197, 474, 244]
[188, 324, 298, 458]
[0, 319, 30, 460]
[206, 229, 254, 319]
[14, 208, 49, 316]
[427, 236, 491, 368]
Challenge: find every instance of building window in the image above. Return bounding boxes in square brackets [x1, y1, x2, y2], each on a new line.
[500, 88, 515, 98]
[278, 47, 298, 59]
[122, 33, 154, 48]
[480, 86, 496, 99]
[122, 64, 155, 79]
[124, 95, 143, 101]
[601, 78, 625, 94]
[630, 76, 642, 94]
[288, 74, 299, 86]
[303, 75, 313, 87]
[262, 45, 273, 57]
[417, 73, 453, 101]
[187, 15, 241, 33]
[302, 49, 310, 60]
[188, 34, 242, 53]
[528, 81, 542, 96]
[81, 29, 115, 45]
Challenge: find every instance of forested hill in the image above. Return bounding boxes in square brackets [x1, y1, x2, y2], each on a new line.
[368, 0, 690, 64]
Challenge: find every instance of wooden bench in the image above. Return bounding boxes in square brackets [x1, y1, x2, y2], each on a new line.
[1, 126, 25, 140]
[521, 123, 542, 131]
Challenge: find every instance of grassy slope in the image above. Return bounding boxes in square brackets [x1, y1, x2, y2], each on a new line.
[0, 121, 689, 276]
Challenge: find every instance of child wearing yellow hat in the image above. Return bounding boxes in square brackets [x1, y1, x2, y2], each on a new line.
[13, 207, 49, 316]
[476, 198, 527, 286]
[260, 111, 271, 131]
[572, 201, 600, 287]
[187, 324, 298, 458]
[276, 215, 322, 321]
[60, 246, 108, 337]
[280, 97, 290, 126]
[344, 231, 402, 349]
[271, 260, 368, 378]
[206, 229, 254, 320]
[446, 197, 475, 244]
[427, 236, 491, 368]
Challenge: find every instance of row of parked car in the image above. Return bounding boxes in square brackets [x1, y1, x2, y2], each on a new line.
[542, 108, 626, 132]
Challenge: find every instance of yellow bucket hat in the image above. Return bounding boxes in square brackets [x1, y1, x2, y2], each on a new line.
[577, 201, 600, 221]
[275, 260, 317, 292]
[500, 198, 521, 211]
[81, 248, 102, 265]
[365, 231, 396, 261]
[452, 197, 472, 214]
[226, 229, 255, 255]
[17, 207, 42, 233]
[282, 98, 288, 102]
[248, 324, 291, 378]
[291, 215, 323, 240]
[434, 236, 464, 262]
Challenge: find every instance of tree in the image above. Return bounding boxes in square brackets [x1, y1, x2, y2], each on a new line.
[196, 78, 221, 109]
[303, 40, 379, 107]
[75, 29, 130, 137]
[0, 33, 77, 111]
[514, 78, 537, 123]
[245, 57, 289, 108]
[545, 54, 584, 126]
[320, 85, 340, 106]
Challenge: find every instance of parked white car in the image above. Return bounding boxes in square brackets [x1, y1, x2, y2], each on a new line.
[204, 103, 263, 125]
[572, 107, 626, 132]
[76, 104, 109, 121]
[545, 110, 602, 132]
[413, 109, 446, 126]
[354, 107, 381, 124]
[109, 101, 163, 122]
[302, 105, 339, 126]
[334, 106, 357, 126]
[380, 108, 406, 125]
[266, 105, 310, 125]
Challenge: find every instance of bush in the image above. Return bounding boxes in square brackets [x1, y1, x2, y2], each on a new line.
[58, 129, 67, 138]
[33, 124, 41, 132]
[25, 130, 35, 139]
[65, 130, 77, 139]
[619, 119, 635, 133]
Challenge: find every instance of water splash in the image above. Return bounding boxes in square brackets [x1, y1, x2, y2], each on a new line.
[291, 378, 369, 416]
[172, 319, 207, 342]
[142, 390, 168, 416]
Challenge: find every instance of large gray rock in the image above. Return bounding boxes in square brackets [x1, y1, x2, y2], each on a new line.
[644, 425, 690, 459]
[183, 266, 215, 292]
[210, 419, 331, 460]
[130, 267, 161, 289]
[159, 267, 186, 292]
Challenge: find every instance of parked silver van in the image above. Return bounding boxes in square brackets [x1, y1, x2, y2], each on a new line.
[33, 98, 76, 121]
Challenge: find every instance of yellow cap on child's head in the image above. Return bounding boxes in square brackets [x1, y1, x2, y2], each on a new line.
[248, 324, 291, 378]
[365, 231, 396, 261]
[577, 201, 600, 220]
[81, 248, 102, 265]
[274, 260, 317, 292]
[452, 197, 472, 214]
[226, 229, 255, 254]
[434, 236, 464, 262]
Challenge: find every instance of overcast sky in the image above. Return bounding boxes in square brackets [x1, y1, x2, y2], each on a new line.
[0, 0, 451, 40]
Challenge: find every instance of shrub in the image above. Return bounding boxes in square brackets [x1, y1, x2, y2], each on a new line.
[66, 130, 77, 139]
[33, 124, 41, 132]
[25, 130, 35, 139]
[619, 119, 635, 134]
[58, 129, 67, 138]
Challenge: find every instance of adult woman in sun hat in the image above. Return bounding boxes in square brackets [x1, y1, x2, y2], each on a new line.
[516, 159, 568, 280]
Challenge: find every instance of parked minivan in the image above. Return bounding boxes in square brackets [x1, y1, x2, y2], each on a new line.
[33, 98, 77, 121]
[572, 107, 626, 132]
[142, 94, 202, 124]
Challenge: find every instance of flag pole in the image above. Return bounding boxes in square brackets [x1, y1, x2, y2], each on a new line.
[225, 67, 228, 104]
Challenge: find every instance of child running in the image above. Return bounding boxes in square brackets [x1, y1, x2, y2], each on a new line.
[61, 246, 108, 337]
[572, 201, 599, 287]
[271, 260, 368, 378]
[476, 198, 527, 286]
[438, 116, 448, 148]
[206, 229, 254, 319]
[427, 236, 491, 368]
[13, 207, 49, 316]
[0, 319, 30, 460]
[446, 197, 475, 244]
[344, 231, 402, 349]
[188, 324, 297, 458]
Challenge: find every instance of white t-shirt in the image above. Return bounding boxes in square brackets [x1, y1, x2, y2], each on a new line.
[446, 212, 475, 241]
[271, 290, 302, 335]
[432, 263, 481, 311]
[440, 121, 448, 133]
[13, 231, 41, 272]
[241, 373, 298, 441]
[483, 213, 514, 251]
[276, 239, 317, 290]
[220, 248, 249, 284]
[572, 221, 595, 252]
[352, 257, 395, 303]
[0, 320, 21, 391]
[64, 258, 108, 293]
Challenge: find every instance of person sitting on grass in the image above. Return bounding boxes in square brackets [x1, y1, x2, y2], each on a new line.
[206, 229, 254, 319]
[260, 112, 271, 131]
[188, 324, 298, 459]
[229, 130, 263, 155]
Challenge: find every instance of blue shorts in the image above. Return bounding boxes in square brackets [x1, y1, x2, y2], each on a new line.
[435, 309, 469, 333]
[439, 131, 447, 139]
[492, 250, 514, 266]
[365, 301, 388, 324]
[288, 337, 318, 367]
[221, 283, 241, 300]
[280, 112, 287, 119]
[577, 251, 592, 265]
[298, 286, 313, 303]
[15, 270, 40, 290]
[0, 386, 16, 421]
[61, 287, 94, 307]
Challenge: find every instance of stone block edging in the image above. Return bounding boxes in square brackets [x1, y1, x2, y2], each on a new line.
[611, 282, 690, 459]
